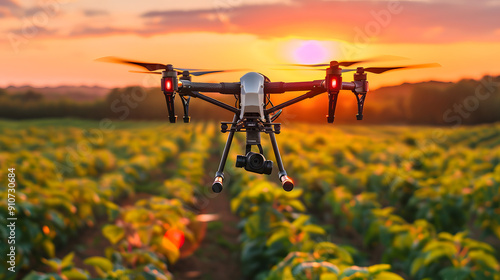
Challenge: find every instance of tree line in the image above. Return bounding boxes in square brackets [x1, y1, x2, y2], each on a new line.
[0, 75, 498, 125]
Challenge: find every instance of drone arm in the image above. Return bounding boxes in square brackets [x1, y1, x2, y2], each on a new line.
[265, 88, 326, 114]
[180, 81, 240, 94]
[340, 82, 356, 91]
[183, 91, 239, 114]
[264, 80, 355, 93]
[180, 80, 355, 94]
[264, 80, 324, 93]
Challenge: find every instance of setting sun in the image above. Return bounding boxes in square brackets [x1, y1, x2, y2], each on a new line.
[291, 40, 329, 64]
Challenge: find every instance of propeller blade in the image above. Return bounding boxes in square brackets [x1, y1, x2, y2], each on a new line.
[129, 70, 162, 75]
[284, 55, 408, 68]
[341, 69, 357, 73]
[97, 56, 205, 72]
[272, 68, 357, 73]
[174, 67, 203, 71]
[190, 70, 227, 76]
[97, 56, 168, 71]
[99, 57, 249, 77]
[130, 69, 246, 77]
[274, 62, 439, 75]
[190, 69, 248, 76]
[361, 63, 441, 74]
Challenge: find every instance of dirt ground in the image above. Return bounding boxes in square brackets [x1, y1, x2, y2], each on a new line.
[172, 190, 242, 280]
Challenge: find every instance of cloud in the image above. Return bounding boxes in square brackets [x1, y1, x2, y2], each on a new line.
[83, 9, 109, 17]
[7, 26, 59, 38]
[6, 0, 498, 43]
[0, 0, 62, 19]
[136, 0, 500, 43]
[0, 0, 19, 17]
[0, 0, 18, 8]
[70, 26, 131, 37]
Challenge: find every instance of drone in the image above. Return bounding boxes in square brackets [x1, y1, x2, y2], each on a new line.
[99, 56, 439, 193]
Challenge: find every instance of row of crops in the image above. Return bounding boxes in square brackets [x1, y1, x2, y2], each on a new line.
[243, 123, 500, 280]
[0, 122, 217, 279]
[1, 120, 500, 280]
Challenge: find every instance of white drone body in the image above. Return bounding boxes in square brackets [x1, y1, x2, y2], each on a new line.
[239, 72, 266, 121]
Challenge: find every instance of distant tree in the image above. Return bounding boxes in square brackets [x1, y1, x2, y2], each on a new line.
[24, 90, 43, 101]
[11, 90, 44, 102]
[408, 86, 447, 124]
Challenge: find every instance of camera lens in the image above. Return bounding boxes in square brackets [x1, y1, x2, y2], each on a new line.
[263, 160, 273, 175]
[248, 153, 265, 169]
[236, 155, 246, 168]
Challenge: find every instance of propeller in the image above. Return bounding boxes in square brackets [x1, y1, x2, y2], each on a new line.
[96, 56, 201, 72]
[128, 69, 244, 77]
[343, 63, 441, 74]
[98, 56, 246, 77]
[282, 55, 407, 68]
[275, 63, 441, 74]
[129, 70, 162, 75]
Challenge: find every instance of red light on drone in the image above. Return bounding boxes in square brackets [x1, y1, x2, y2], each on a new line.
[328, 75, 341, 91]
[162, 77, 176, 92]
[331, 78, 337, 89]
[165, 79, 173, 91]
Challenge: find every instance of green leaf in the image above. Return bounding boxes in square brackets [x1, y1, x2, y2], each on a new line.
[341, 266, 368, 278]
[60, 252, 75, 269]
[42, 240, 55, 258]
[292, 215, 310, 228]
[104, 201, 120, 210]
[283, 266, 294, 280]
[283, 188, 303, 198]
[368, 264, 391, 274]
[320, 273, 338, 280]
[373, 271, 404, 280]
[21, 271, 52, 280]
[438, 267, 471, 280]
[410, 257, 424, 276]
[41, 258, 60, 272]
[142, 264, 171, 280]
[288, 200, 306, 212]
[62, 268, 89, 280]
[437, 232, 455, 242]
[302, 224, 326, 235]
[266, 230, 290, 247]
[423, 242, 457, 265]
[292, 261, 339, 276]
[468, 250, 499, 269]
[84, 256, 113, 272]
[102, 224, 125, 244]
[160, 236, 180, 264]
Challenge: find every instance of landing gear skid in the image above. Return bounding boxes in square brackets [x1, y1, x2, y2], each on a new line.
[211, 113, 294, 193]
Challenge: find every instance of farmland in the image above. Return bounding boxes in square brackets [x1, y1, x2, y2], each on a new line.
[1, 119, 500, 280]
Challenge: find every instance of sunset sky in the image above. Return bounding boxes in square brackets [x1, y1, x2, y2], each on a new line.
[1, 0, 499, 89]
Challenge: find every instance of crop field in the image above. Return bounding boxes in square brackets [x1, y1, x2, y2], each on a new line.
[1, 119, 500, 280]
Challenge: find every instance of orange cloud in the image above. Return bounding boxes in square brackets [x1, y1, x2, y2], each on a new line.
[136, 0, 500, 43]
[4, 0, 499, 44]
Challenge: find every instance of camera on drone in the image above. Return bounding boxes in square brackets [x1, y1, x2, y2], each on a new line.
[236, 152, 273, 175]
